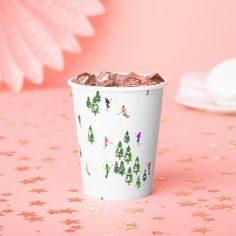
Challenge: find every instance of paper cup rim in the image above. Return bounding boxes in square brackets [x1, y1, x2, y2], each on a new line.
[68, 73, 168, 92]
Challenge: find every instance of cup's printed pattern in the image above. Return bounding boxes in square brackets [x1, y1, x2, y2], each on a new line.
[79, 90, 151, 190]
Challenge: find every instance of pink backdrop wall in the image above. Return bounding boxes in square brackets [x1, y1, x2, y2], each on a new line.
[16, 0, 236, 90]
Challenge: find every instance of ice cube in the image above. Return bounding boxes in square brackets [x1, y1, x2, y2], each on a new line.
[97, 72, 118, 86]
[123, 73, 142, 87]
[147, 73, 164, 85]
[76, 73, 91, 84]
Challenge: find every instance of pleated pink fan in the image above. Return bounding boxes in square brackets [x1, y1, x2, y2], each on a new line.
[0, 0, 105, 91]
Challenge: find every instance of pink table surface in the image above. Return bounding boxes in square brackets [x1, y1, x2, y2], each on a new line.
[0, 87, 235, 236]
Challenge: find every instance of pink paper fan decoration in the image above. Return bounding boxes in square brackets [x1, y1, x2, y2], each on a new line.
[0, 0, 105, 91]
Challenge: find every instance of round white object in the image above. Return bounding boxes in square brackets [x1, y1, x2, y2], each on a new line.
[206, 59, 236, 106]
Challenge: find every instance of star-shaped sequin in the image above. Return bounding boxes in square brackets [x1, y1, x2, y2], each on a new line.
[122, 223, 137, 231]
[125, 208, 144, 213]
[191, 227, 211, 234]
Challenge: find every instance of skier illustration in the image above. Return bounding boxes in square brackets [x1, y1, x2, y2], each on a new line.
[136, 131, 141, 144]
[104, 164, 113, 178]
[78, 114, 82, 128]
[79, 145, 82, 158]
[146, 161, 151, 175]
[86, 163, 91, 176]
[146, 90, 150, 96]
[118, 105, 130, 118]
[104, 136, 113, 147]
[105, 98, 112, 111]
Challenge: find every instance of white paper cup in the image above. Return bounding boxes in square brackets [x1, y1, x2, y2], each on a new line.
[68, 73, 168, 200]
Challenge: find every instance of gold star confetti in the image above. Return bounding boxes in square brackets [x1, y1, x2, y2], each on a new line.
[187, 178, 204, 183]
[175, 191, 192, 196]
[59, 209, 78, 214]
[125, 208, 144, 213]
[1, 193, 12, 197]
[152, 231, 168, 235]
[15, 166, 29, 172]
[61, 219, 80, 225]
[208, 204, 234, 210]
[153, 216, 165, 220]
[155, 177, 168, 181]
[207, 188, 219, 193]
[221, 170, 235, 175]
[203, 218, 215, 222]
[209, 143, 218, 148]
[18, 212, 37, 217]
[29, 200, 47, 206]
[87, 205, 104, 212]
[122, 223, 137, 231]
[177, 157, 196, 163]
[191, 211, 210, 218]
[26, 216, 44, 222]
[212, 156, 226, 161]
[68, 189, 79, 192]
[191, 227, 211, 234]
[30, 188, 48, 194]
[42, 157, 55, 162]
[216, 196, 233, 201]
[178, 201, 198, 207]
[197, 198, 208, 202]
[191, 186, 207, 191]
[67, 197, 83, 203]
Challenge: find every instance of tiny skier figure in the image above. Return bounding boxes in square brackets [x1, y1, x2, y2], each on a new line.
[146, 90, 150, 96]
[146, 161, 151, 175]
[104, 136, 113, 147]
[78, 114, 82, 128]
[105, 98, 112, 111]
[118, 105, 130, 118]
[86, 163, 91, 176]
[79, 145, 82, 158]
[136, 131, 141, 144]
[104, 164, 112, 178]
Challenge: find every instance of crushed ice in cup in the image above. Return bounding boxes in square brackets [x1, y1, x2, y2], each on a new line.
[123, 72, 142, 87]
[147, 73, 165, 85]
[97, 72, 118, 87]
[73, 72, 165, 87]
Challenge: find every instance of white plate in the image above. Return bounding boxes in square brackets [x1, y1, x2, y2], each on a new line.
[175, 96, 236, 114]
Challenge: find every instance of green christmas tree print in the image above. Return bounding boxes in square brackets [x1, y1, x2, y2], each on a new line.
[115, 141, 124, 160]
[119, 161, 125, 176]
[133, 156, 140, 175]
[123, 131, 130, 144]
[124, 145, 132, 164]
[88, 126, 95, 144]
[86, 96, 91, 108]
[135, 175, 141, 189]
[114, 161, 119, 174]
[143, 169, 147, 181]
[91, 96, 99, 115]
[95, 91, 101, 103]
[125, 167, 133, 185]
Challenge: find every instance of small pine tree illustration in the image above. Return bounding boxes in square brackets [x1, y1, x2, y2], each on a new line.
[135, 175, 141, 189]
[86, 96, 91, 108]
[119, 161, 125, 176]
[133, 156, 140, 175]
[91, 96, 99, 115]
[125, 167, 133, 185]
[114, 161, 119, 174]
[88, 126, 95, 144]
[123, 131, 130, 144]
[95, 91, 101, 103]
[124, 145, 132, 164]
[115, 141, 124, 160]
[143, 169, 147, 181]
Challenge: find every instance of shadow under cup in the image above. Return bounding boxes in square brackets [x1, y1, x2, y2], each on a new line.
[68, 74, 168, 200]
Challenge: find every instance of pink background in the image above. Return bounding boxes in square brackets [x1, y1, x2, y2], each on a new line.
[15, 0, 236, 90]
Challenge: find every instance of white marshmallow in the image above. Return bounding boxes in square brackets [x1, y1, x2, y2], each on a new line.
[206, 59, 236, 106]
